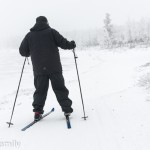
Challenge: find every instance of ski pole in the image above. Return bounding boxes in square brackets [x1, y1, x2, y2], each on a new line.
[7, 57, 27, 127]
[72, 49, 88, 120]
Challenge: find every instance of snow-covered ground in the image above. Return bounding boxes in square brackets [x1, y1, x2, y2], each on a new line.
[0, 47, 150, 150]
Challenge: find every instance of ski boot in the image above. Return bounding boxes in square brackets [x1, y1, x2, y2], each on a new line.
[64, 112, 71, 117]
[34, 112, 42, 121]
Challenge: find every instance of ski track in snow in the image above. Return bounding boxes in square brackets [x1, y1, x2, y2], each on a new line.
[0, 47, 150, 150]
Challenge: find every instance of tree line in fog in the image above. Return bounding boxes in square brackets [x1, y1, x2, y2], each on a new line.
[1, 13, 150, 49]
[66, 13, 150, 49]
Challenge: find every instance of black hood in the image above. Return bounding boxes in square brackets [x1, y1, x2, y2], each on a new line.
[30, 22, 50, 31]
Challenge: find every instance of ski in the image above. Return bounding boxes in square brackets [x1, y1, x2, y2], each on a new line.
[65, 115, 71, 129]
[21, 108, 54, 131]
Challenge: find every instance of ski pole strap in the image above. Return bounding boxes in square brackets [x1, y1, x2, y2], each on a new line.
[27, 57, 30, 65]
[73, 49, 78, 59]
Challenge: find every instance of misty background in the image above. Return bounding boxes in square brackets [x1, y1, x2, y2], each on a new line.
[0, 0, 150, 49]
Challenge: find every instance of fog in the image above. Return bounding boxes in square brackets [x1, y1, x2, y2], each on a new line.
[0, 0, 150, 48]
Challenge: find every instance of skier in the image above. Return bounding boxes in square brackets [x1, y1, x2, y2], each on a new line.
[19, 16, 76, 121]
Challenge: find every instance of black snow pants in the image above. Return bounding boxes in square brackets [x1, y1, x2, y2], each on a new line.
[32, 73, 73, 114]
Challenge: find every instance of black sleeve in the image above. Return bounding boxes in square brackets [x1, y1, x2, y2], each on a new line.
[52, 29, 73, 50]
[19, 33, 30, 57]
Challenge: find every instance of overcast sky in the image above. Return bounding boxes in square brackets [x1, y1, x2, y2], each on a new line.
[0, 0, 150, 37]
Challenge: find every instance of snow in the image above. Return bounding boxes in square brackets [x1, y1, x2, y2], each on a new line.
[0, 47, 150, 150]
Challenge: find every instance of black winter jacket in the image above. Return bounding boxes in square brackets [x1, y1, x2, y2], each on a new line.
[19, 22, 74, 74]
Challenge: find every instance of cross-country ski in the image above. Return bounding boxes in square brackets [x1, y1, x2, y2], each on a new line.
[21, 108, 54, 131]
[65, 115, 71, 129]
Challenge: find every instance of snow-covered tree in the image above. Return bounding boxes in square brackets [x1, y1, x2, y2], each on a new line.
[103, 13, 115, 48]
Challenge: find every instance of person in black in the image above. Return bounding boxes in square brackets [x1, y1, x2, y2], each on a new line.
[19, 16, 76, 120]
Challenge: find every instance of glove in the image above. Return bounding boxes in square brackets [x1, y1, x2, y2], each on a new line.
[70, 40, 76, 49]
